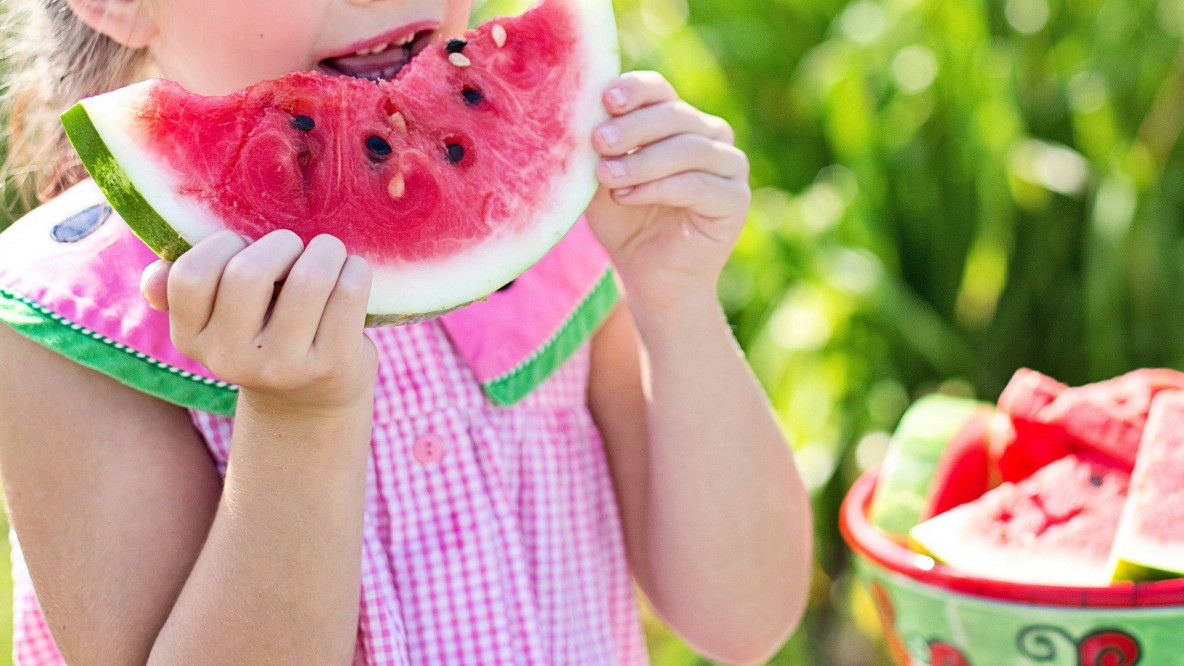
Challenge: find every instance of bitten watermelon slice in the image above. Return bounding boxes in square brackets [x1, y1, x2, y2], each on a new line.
[1110, 390, 1184, 580]
[909, 453, 1130, 587]
[61, 0, 619, 325]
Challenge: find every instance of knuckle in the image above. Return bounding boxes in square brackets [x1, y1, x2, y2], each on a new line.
[334, 277, 370, 306]
[167, 264, 205, 295]
[223, 255, 268, 284]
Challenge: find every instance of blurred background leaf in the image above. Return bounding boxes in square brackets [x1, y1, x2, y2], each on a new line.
[6, 0, 1184, 663]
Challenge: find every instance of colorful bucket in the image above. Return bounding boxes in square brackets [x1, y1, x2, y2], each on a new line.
[840, 469, 1184, 665]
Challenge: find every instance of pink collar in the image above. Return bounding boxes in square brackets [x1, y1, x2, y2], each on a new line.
[0, 181, 617, 414]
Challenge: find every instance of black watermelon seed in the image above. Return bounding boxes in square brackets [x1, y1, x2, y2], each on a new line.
[445, 39, 468, 53]
[497, 280, 515, 292]
[1090, 475, 1104, 487]
[462, 87, 484, 106]
[366, 135, 393, 159]
[291, 115, 315, 132]
[446, 142, 466, 164]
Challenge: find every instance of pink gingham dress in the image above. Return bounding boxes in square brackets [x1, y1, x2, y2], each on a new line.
[0, 181, 648, 665]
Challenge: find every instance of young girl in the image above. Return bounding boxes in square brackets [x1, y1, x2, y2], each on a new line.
[0, 0, 812, 663]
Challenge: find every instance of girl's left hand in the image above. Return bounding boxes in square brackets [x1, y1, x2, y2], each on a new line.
[585, 71, 751, 315]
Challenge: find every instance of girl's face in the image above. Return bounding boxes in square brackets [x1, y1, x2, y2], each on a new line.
[147, 0, 474, 95]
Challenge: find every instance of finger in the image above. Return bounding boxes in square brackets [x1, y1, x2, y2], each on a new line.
[313, 255, 373, 355]
[611, 172, 751, 221]
[167, 230, 249, 344]
[593, 101, 735, 157]
[603, 71, 678, 116]
[264, 234, 349, 352]
[597, 134, 749, 190]
[205, 229, 306, 342]
[140, 260, 173, 312]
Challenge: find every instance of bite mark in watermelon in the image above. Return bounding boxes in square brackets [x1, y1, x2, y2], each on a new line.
[61, 0, 620, 325]
[1110, 390, 1184, 581]
[909, 453, 1130, 587]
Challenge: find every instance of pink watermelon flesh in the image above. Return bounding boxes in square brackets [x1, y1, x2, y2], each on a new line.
[922, 408, 993, 519]
[909, 453, 1130, 587]
[990, 368, 1184, 481]
[1039, 369, 1184, 468]
[992, 369, 1075, 482]
[63, 0, 619, 323]
[1111, 389, 1184, 580]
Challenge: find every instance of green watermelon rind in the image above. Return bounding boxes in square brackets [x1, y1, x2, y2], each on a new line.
[60, 104, 193, 262]
[868, 395, 988, 538]
[1110, 558, 1180, 582]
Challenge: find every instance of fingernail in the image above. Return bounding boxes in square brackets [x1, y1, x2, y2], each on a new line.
[607, 86, 627, 108]
[615, 187, 635, 197]
[240, 234, 254, 245]
[605, 159, 626, 179]
[597, 124, 620, 146]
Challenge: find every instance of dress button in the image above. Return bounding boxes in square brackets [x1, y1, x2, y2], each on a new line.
[413, 434, 447, 465]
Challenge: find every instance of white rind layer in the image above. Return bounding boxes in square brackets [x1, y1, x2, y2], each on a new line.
[79, 0, 620, 318]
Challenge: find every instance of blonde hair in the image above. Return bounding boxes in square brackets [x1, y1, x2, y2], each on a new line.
[1, 0, 152, 216]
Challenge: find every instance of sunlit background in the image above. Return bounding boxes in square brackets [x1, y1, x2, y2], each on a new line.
[6, 0, 1184, 662]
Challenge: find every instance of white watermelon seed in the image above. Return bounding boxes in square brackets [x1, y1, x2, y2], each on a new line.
[390, 111, 407, 132]
[449, 53, 472, 67]
[388, 173, 406, 198]
[492, 24, 507, 48]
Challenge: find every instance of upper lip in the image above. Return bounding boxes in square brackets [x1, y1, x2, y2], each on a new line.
[322, 20, 440, 61]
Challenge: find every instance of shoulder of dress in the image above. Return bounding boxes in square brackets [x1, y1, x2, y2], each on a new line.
[0, 180, 237, 416]
[439, 217, 619, 407]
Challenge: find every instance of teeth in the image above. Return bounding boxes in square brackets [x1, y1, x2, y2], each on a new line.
[354, 41, 392, 56]
[396, 33, 417, 46]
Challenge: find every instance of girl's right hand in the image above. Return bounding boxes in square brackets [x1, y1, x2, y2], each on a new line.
[140, 229, 378, 418]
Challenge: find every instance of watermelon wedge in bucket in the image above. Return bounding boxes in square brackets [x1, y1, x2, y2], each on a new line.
[62, 0, 620, 325]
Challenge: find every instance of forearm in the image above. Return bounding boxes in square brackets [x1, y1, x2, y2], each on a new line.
[631, 293, 812, 660]
[149, 394, 372, 666]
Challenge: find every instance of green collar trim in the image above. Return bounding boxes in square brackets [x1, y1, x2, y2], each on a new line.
[0, 288, 238, 416]
[483, 268, 619, 406]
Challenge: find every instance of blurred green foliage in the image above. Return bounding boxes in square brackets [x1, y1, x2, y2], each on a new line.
[5, 0, 1184, 663]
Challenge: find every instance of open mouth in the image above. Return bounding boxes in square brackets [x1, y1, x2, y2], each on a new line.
[318, 28, 437, 81]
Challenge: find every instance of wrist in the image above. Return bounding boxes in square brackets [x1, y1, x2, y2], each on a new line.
[236, 388, 374, 436]
[625, 284, 729, 341]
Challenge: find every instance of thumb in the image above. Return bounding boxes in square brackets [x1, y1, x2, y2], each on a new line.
[140, 260, 173, 311]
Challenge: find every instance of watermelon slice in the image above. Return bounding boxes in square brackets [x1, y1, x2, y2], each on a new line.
[1110, 390, 1184, 580]
[922, 406, 992, 519]
[909, 454, 1130, 587]
[1040, 369, 1184, 467]
[61, 0, 620, 325]
[868, 395, 990, 538]
[990, 368, 1184, 481]
[991, 368, 1074, 482]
